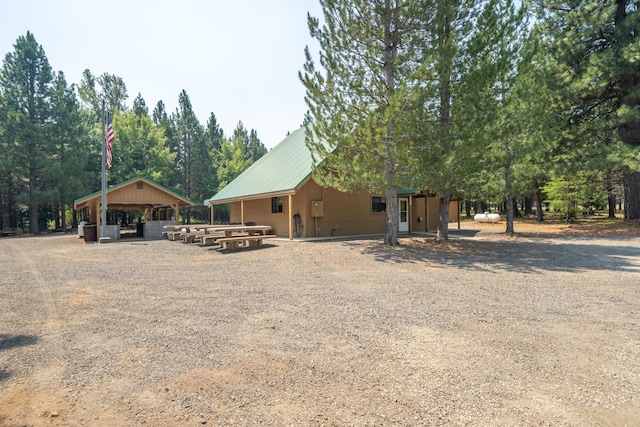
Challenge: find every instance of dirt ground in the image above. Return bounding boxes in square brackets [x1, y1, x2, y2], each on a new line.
[1, 217, 639, 426]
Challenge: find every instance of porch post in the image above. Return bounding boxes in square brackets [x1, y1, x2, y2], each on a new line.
[241, 200, 245, 225]
[288, 194, 293, 240]
[96, 201, 102, 239]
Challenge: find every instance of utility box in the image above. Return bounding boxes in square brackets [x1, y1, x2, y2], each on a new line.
[310, 200, 324, 217]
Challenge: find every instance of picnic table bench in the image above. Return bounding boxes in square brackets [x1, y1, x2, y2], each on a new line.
[162, 227, 190, 241]
[200, 233, 228, 246]
[217, 234, 277, 250]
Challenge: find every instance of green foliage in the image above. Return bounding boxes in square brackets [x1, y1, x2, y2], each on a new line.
[536, 0, 640, 218]
[0, 31, 54, 232]
[301, 0, 432, 243]
[214, 121, 266, 194]
[107, 110, 175, 186]
[543, 172, 608, 220]
[0, 32, 264, 230]
[216, 134, 252, 191]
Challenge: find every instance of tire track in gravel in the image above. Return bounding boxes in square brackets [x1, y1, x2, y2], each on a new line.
[0, 239, 73, 423]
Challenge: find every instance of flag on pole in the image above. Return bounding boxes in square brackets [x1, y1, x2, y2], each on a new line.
[106, 113, 114, 169]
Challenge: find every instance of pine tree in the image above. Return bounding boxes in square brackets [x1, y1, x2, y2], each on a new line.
[174, 90, 206, 220]
[48, 71, 93, 230]
[301, 0, 425, 245]
[0, 32, 53, 233]
[132, 93, 149, 118]
[536, 0, 640, 219]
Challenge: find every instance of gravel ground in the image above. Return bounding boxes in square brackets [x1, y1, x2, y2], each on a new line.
[0, 221, 639, 426]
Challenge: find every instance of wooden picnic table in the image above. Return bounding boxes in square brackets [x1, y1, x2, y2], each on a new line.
[208, 225, 272, 238]
[199, 225, 274, 249]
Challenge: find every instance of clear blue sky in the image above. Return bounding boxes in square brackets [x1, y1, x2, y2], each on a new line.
[0, 0, 323, 148]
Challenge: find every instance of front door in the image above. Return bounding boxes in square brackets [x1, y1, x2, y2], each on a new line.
[399, 197, 409, 232]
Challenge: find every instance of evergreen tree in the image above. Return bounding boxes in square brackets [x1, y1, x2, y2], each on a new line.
[48, 71, 93, 230]
[205, 112, 226, 197]
[408, 0, 499, 239]
[464, 0, 529, 235]
[153, 100, 180, 189]
[78, 69, 129, 117]
[301, 0, 426, 245]
[230, 121, 267, 162]
[77, 69, 99, 115]
[0, 32, 53, 233]
[132, 92, 149, 117]
[536, 0, 640, 219]
[174, 90, 206, 219]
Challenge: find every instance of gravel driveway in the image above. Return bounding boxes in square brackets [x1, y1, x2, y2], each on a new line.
[1, 223, 639, 426]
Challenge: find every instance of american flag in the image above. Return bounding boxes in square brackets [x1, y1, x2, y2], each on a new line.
[106, 113, 114, 169]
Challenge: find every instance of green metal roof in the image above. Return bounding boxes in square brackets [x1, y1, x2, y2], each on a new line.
[207, 126, 422, 204]
[209, 127, 318, 203]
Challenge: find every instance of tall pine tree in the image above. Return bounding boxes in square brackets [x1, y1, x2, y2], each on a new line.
[0, 32, 53, 233]
[536, 0, 640, 219]
[301, 0, 425, 245]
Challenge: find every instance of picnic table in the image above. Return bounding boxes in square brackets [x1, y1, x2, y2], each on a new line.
[162, 224, 217, 241]
[164, 224, 275, 249]
[201, 225, 275, 249]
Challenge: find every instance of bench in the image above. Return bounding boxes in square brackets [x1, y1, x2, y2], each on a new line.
[200, 233, 227, 246]
[181, 231, 211, 244]
[217, 234, 277, 250]
[163, 227, 190, 241]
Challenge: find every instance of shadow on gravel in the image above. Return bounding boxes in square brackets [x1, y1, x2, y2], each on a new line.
[0, 334, 38, 351]
[0, 335, 38, 383]
[352, 238, 640, 274]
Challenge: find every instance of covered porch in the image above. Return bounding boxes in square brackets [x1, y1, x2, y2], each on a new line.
[73, 177, 194, 241]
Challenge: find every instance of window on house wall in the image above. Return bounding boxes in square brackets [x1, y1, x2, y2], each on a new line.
[136, 181, 144, 190]
[271, 197, 283, 213]
[372, 196, 386, 213]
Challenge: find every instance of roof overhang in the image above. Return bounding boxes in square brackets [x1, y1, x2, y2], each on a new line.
[74, 177, 194, 211]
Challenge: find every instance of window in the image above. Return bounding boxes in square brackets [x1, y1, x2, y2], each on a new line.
[271, 197, 283, 213]
[372, 196, 386, 213]
[136, 181, 144, 190]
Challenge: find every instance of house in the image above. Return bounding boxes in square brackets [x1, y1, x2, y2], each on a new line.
[74, 177, 194, 240]
[206, 127, 459, 239]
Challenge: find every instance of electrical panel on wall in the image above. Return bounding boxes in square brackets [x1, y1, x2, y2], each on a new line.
[310, 200, 324, 217]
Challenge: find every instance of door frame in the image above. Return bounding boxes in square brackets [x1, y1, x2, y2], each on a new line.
[398, 197, 409, 232]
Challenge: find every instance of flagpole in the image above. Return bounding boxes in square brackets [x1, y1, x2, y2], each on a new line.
[101, 99, 107, 241]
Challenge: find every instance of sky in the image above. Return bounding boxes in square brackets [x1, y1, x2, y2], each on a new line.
[0, 0, 323, 148]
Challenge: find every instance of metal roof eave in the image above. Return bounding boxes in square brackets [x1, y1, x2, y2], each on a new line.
[208, 189, 298, 205]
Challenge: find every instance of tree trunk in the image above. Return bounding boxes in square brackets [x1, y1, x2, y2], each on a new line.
[623, 171, 640, 220]
[504, 138, 514, 234]
[606, 173, 617, 218]
[29, 183, 39, 234]
[385, 186, 399, 245]
[382, 0, 399, 246]
[535, 190, 544, 222]
[505, 196, 515, 235]
[524, 197, 534, 215]
[465, 200, 472, 217]
[475, 200, 483, 215]
[437, 193, 450, 240]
